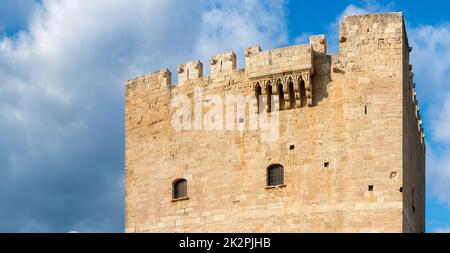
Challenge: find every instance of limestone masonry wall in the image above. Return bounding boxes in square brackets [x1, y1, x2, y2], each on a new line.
[125, 12, 425, 232]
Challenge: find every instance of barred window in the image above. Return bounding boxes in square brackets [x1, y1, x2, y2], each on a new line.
[299, 79, 306, 108]
[173, 179, 187, 199]
[267, 164, 284, 186]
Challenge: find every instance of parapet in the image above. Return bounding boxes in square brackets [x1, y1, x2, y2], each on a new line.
[310, 34, 326, 54]
[210, 51, 236, 76]
[338, 12, 404, 52]
[125, 68, 171, 90]
[126, 12, 410, 96]
[245, 46, 262, 57]
[126, 30, 334, 90]
[178, 60, 203, 85]
[245, 43, 314, 80]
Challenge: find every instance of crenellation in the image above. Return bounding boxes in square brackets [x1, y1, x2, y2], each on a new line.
[159, 68, 172, 88]
[245, 44, 314, 80]
[310, 34, 327, 54]
[124, 68, 173, 107]
[127, 39, 325, 90]
[245, 45, 262, 57]
[210, 51, 237, 76]
[178, 60, 203, 85]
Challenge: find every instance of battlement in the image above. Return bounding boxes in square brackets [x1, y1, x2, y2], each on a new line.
[210, 51, 237, 76]
[125, 68, 171, 90]
[177, 60, 203, 85]
[126, 12, 408, 88]
[245, 43, 314, 79]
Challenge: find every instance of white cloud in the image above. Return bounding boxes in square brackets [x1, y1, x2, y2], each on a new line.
[409, 24, 450, 133]
[0, 0, 288, 232]
[409, 25, 450, 93]
[426, 145, 450, 207]
[431, 94, 450, 142]
[408, 24, 450, 209]
[294, 33, 310, 45]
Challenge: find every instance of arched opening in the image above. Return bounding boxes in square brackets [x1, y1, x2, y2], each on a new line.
[266, 82, 273, 113]
[277, 80, 285, 110]
[299, 79, 306, 108]
[288, 81, 296, 109]
[172, 178, 187, 199]
[255, 83, 262, 114]
[267, 164, 284, 186]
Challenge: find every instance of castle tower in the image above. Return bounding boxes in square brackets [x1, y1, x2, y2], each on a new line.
[124, 12, 425, 232]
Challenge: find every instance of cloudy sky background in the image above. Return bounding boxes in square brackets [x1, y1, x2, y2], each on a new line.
[0, 0, 449, 232]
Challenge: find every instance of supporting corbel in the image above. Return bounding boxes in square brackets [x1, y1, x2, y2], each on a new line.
[303, 73, 313, 107]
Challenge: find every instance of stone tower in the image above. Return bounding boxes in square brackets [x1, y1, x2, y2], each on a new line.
[124, 12, 425, 232]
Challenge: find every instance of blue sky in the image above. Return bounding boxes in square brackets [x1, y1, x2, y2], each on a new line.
[0, 0, 449, 232]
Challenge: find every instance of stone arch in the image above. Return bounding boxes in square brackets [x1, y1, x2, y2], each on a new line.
[276, 79, 285, 111]
[287, 77, 296, 109]
[298, 76, 306, 108]
[267, 164, 284, 186]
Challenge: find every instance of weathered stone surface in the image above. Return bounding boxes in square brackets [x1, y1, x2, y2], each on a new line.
[125, 12, 425, 233]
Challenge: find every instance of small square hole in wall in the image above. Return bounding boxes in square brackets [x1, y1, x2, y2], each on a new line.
[399, 187, 403, 192]
[368, 185, 374, 191]
[289, 145, 295, 150]
[390, 172, 397, 179]
[324, 162, 329, 168]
